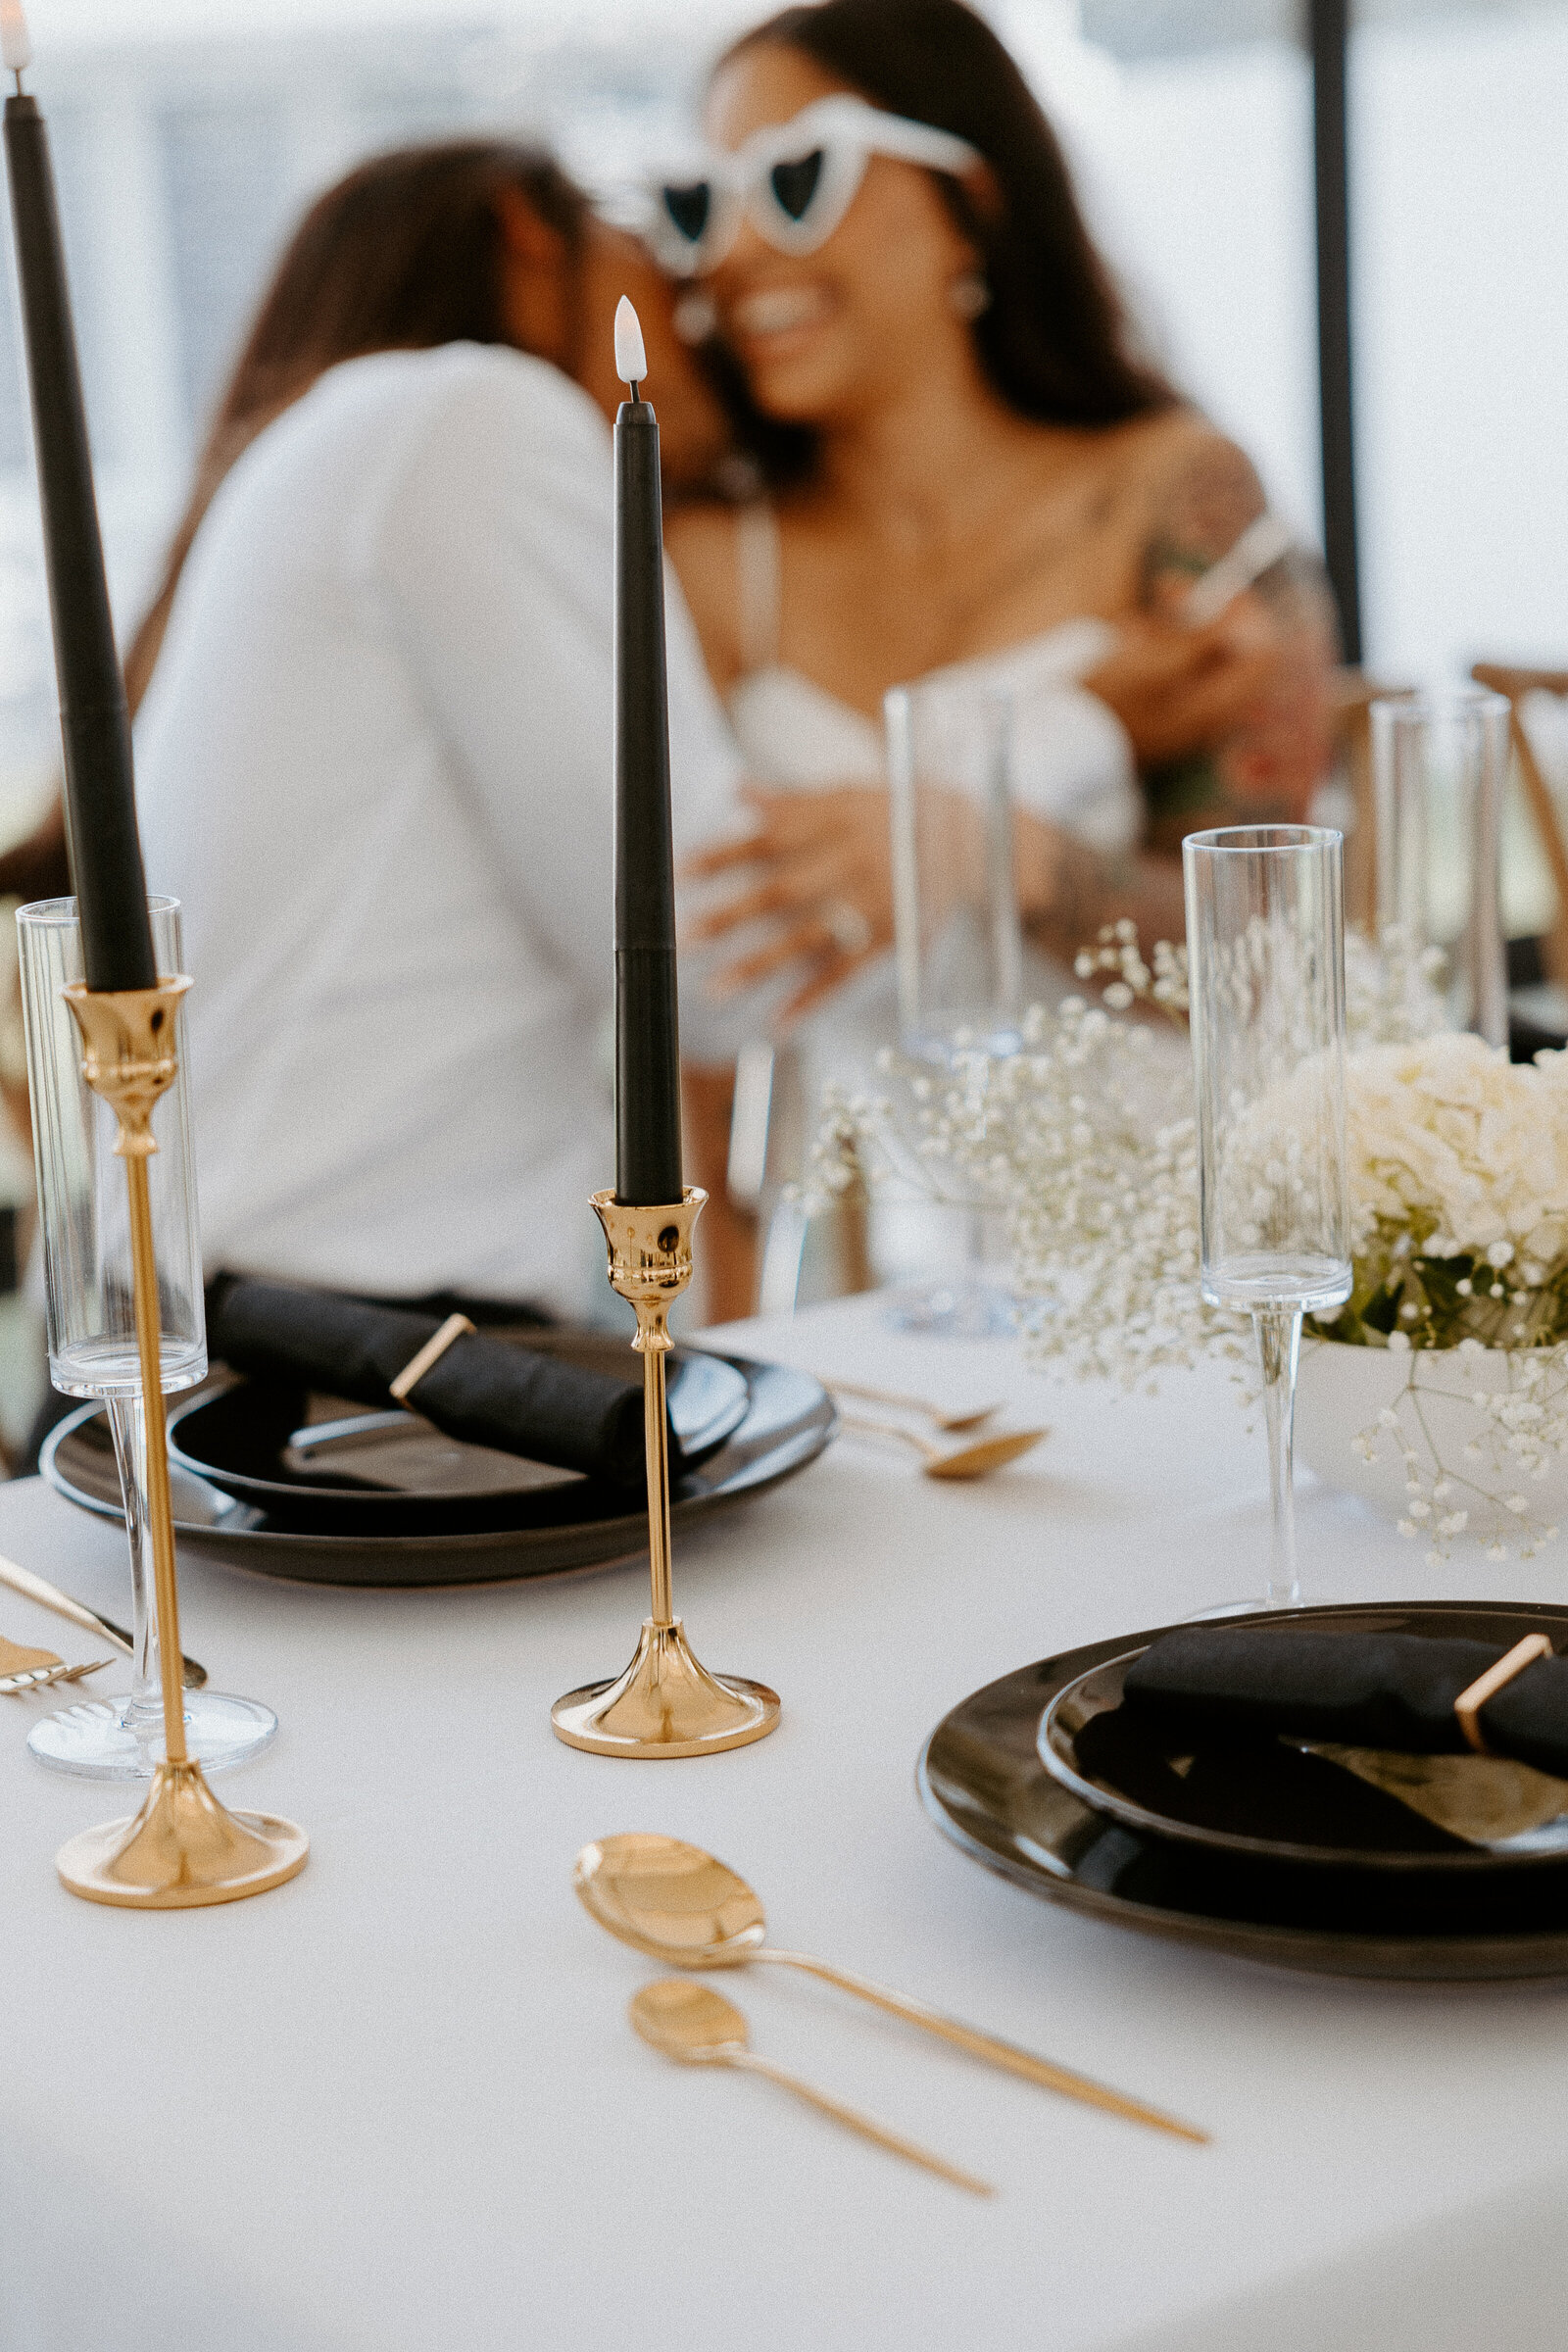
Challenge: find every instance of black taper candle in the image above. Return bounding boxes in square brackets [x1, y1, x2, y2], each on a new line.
[3, 68, 155, 992]
[612, 298, 682, 1207]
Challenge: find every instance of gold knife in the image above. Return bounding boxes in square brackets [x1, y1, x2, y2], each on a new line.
[0, 1551, 207, 1688]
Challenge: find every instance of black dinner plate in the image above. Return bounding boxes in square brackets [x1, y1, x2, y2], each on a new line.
[44, 1348, 836, 1589]
[918, 1602, 1568, 1980]
[164, 1334, 751, 1535]
[1036, 1617, 1568, 1879]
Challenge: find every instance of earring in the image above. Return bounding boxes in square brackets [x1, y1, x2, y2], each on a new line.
[949, 270, 992, 322]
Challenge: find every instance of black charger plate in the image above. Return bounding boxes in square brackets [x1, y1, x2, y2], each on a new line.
[43, 1348, 835, 1589]
[918, 1602, 1568, 1980]
[1037, 1609, 1568, 1879]
[165, 1335, 751, 1535]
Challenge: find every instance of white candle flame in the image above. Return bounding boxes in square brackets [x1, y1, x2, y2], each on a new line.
[613, 297, 647, 390]
[0, 0, 32, 74]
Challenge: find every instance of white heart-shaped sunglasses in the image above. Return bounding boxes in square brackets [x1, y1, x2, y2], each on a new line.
[642, 94, 981, 277]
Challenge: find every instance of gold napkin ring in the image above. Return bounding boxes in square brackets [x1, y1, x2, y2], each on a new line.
[389, 1312, 475, 1402]
[1453, 1633, 1553, 1755]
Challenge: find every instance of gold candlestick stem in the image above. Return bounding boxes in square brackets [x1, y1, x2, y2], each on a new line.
[551, 1187, 779, 1757]
[643, 1311, 674, 1628]
[52, 977, 308, 1906]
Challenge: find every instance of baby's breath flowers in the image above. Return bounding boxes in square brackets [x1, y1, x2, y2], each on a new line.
[1348, 1341, 1568, 1565]
[810, 953, 1238, 1387]
[811, 928, 1568, 1559]
[1073, 918, 1189, 1019]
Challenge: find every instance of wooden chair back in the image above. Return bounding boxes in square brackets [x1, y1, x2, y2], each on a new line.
[1471, 663, 1568, 986]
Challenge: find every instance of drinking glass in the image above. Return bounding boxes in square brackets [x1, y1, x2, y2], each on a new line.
[1371, 688, 1509, 1046]
[883, 677, 1021, 1336]
[1184, 827, 1352, 1611]
[18, 897, 276, 1777]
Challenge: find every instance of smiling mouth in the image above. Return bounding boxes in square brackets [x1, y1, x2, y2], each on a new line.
[730, 285, 833, 340]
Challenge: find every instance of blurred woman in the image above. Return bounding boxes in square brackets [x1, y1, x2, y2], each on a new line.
[19, 142, 757, 1320]
[662, 0, 1336, 1011]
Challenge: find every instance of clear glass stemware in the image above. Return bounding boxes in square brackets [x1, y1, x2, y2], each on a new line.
[1183, 825, 1352, 1611]
[1371, 687, 1509, 1045]
[882, 676, 1020, 1337]
[17, 895, 276, 1778]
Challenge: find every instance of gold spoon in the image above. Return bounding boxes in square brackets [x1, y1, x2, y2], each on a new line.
[628, 1978, 994, 2196]
[839, 1414, 1046, 1481]
[824, 1379, 1003, 1433]
[577, 1836, 1206, 2144]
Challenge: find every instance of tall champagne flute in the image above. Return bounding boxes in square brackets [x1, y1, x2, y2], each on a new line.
[18, 896, 276, 1776]
[1183, 827, 1351, 1611]
[1371, 687, 1509, 1046]
[883, 676, 1021, 1336]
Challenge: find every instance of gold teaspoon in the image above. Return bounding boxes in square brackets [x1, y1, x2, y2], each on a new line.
[577, 1836, 1206, 2144]
[628, 1978, 994, 2196]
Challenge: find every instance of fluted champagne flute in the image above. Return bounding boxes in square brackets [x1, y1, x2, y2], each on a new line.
[1184, 827, 1351, 1612]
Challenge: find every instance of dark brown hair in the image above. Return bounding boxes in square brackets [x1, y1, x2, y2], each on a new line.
[124, 138, 590, 710]
[2, 138, 591, 902]
[717, 0, 1175, 473]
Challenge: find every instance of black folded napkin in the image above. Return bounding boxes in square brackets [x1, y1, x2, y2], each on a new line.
[1122, 1628, 1568, 1780]
[206, 1277, 657, 1492]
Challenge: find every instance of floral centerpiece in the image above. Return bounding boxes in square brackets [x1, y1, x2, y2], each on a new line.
[813, 928, 1568, 1560]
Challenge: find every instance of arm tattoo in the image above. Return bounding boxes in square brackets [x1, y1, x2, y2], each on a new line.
[1140, 437, 1266, 612]
[1134, 433, 1340, 834]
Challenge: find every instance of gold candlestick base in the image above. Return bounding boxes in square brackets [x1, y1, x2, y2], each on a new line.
[552, 1617, 778, 1756]
[56, 979, 309, 1902]
[57, 1756, 309, 1907]
[551, 1188, 779, 1758]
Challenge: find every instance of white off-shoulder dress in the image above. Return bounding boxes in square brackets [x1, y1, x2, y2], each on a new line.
[711, 504, 1145, 1302]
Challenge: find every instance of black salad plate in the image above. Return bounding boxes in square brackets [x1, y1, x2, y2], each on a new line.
[1036, 1614, 1568, 1879]
[163, 1334, 751, 1533]
[44, 1344, 835, 1589]
[918, 1602, 1568, 1980]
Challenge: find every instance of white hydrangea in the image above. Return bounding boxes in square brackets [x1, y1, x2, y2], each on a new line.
[1343, 1031, 1568, 1262]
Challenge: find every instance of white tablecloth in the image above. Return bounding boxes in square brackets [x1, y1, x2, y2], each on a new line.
[4, 1295, 1568, 2352]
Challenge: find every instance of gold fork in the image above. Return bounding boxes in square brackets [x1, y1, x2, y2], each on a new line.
[840, 1414, 1046, 1481]
[825, 1379, 1003, 1433]
[0, 1635, 112, 1694]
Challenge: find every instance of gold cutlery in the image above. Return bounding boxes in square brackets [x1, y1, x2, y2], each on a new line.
[839, 1414, 1046, 1481]
[824, 1379, 1003, 1433]
[578, 1836, 1206, 2144]
[628, 1978, 994, 2196]
[0, 1633, 111, 1694]
[0, 1551, 207, 1688]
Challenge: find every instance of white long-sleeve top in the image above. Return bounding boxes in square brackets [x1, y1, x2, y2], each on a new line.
[135, 342, 744, 1316]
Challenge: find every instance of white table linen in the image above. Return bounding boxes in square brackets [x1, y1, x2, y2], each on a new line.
[4, 1293, 1568, 2352]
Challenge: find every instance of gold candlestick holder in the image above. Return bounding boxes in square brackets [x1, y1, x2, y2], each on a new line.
[52, 979, 309, 1906]
[551, 1186, 779, 1757]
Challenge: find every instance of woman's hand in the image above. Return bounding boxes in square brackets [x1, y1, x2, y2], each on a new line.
[1082, 613, 1292, 769]
[682, 783, 894, 1026]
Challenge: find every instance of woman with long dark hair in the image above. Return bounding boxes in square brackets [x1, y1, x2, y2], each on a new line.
[667, 0, 1335, 1005]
